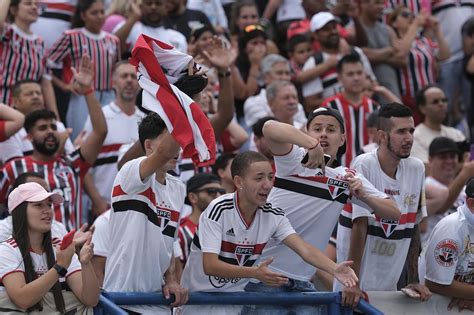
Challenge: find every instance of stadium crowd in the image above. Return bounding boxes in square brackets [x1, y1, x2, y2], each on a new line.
[0, 0, 473, 314]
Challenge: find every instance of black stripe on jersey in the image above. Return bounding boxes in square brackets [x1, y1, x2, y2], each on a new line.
[112, 200, 176, 238]
[179, 163, 195, 172]
[274, 177, 348, 204]
[218, 255, 256, 267]
[339, 214, 352, 228]
[192, 233, 201, 250]
[432, 3, 455, 14]
[93, 156, 118, 166]
[322, 77, 338, 89]
[40, 12, 72, 22]
[208, 198, 234, 222]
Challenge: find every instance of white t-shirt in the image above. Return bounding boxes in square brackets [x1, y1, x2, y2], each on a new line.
[0, 216, 67, 241]
[0, 122, 74, 164]
[187, 0, 228, 28]
[411, 123, 465, 163]
[103, 157, 186, 313]
[422, 205, 474, 286]
[257, 145, 386, 281]
[115, 21, 187, 53]
[83, 102, 145, 202]
[335, 151, 427, 292]
[0, 236, 81, 291]
[91, 209, 111, 258]
[276, 0, 305, 22]
[181, 192, 295, 293]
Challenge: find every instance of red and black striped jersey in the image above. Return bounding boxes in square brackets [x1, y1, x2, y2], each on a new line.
[178, 216, 198, 264]
[48, 28, 120, 91]
[0, 24, 49, 104]
[321, 93, 378, 167]
[0, 149, 90, 230]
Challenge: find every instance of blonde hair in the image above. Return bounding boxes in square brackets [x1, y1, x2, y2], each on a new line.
[106, 0, 130, 16]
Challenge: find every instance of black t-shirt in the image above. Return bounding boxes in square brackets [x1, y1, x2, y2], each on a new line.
[163, 9, 211, 40]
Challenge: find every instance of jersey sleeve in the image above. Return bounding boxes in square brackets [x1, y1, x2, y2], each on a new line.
[66, 253, 82, 277]
[198, 210, 223, 254]
[115, 157, 151, 195]
[415, 165, 427, 224]
[302, 57, 323, 97]
[48, 32, 72, 64]
[68, 148, 91, 179]
[0, 244, 24, 281]
[91, 212, 109, 257]
[272, 215, 296, 244]
[274, 145, 307, 177]
[0, 135, 23, 164]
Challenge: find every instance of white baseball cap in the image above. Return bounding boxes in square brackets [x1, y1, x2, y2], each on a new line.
[310, 12, 340, 32]
[8, 182, 63, 214]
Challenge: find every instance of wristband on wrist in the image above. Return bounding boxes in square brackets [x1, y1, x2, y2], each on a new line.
[53, 263, 67, 277]
[83, 87, 95, 95]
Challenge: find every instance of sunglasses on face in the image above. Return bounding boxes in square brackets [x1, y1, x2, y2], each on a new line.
[195, 187, 226, 196]
[244, 24, 265, 33]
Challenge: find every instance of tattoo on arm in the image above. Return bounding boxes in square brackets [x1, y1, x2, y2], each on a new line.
[407, 225, 421, 284]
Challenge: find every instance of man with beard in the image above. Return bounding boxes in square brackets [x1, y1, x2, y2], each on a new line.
[114, 0, 187, 54]
[335, 103, 431, 308]
[302, 12, 375, 112]
[0, 80, 75, 164]
[162, 0, 211, 40]
[0, 55, 107, 231]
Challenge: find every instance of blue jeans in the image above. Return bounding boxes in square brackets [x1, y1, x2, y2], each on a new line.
[242, 280, 327, 315]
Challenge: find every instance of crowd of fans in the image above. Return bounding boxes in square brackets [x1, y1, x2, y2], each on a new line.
[0, 0, 473, 314]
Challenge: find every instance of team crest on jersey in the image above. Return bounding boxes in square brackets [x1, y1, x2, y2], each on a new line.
[235, 246, 254, 266]
[55, 167, 72, 180]
[380, 219, 399, 238]
[435, 239, 458, 267]
[326, 178, 349, 199]
[156, 207, 171, 228]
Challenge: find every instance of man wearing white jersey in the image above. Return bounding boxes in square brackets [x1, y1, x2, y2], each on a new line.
[243, 107, 400, 314]
[181, 151, 358, 315]
[423, 178, 474, 312]
[103, 113, 187, 314]
[336, 103, 431, 308]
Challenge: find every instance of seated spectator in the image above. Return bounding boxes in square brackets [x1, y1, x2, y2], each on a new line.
[180, 151, 358, 315]
[0, 103, 24, 143]
[387, 6, 450, 125]
[178, 173, 224, 266]
[0, 182, 99, 313]
[0, 80, 74, 164]
[422, 178, 474, 312]
[213, 153, 236, 194]
[163, 0, 211, 40]
[411, 85, 466, 164]
[244, 54, 306, 128]
[287, 34, 313, 100]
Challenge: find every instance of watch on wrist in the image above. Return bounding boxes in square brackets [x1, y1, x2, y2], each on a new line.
[53, 264, 67, 277]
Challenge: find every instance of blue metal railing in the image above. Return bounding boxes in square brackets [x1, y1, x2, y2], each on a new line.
[95, 291, 383, 315]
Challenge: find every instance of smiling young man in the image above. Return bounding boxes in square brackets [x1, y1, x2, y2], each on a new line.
[242, 107, 399, 314]
[180, 151, 359, 315]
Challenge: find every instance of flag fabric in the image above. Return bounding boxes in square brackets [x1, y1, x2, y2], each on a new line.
[130, 34, 216, 167]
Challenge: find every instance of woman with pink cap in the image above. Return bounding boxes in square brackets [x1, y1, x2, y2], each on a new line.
[0, 182, 100, 313]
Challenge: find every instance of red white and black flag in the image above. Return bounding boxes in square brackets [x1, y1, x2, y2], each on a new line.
[130, 34, 216, 167]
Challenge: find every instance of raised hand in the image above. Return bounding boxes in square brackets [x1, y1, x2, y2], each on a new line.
[79, 236, 94, 265]
[302, 143, 325, 173]
[334, 260, 358, 288]
[74, 223, 93, 248]
[72, 54, 94, 95]
[56, 240, 75, 269]
[254, 257, 289, 287]
[201, 36, 238, 71]
[344, 172, 368, 200]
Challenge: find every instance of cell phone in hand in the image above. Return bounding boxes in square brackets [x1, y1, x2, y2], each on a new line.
[401, 287, 421, 299]
[60, 229, 76, 250]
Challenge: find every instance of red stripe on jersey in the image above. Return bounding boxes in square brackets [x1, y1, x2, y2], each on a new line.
[157, 205, 180, 222]
[100, 143, 122, 153]
[138, 187, 156, 206]
[292, 174, 329, 184]
[376, 212, 417, 225]
[42, 2, 76, 13]
[220, 240, 268, 255]
[343, 202, 353, 213]
[112, 185, 127, 197]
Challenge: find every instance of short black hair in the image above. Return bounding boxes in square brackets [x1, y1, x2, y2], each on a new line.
[231, 151, 269, 178]
[24, 109, 57, 133]
[336, 53, 362, 73]
[252, 116, 277, 138]
[377, 103, 413, 132]
[366, 110, 379, 128]
[12, 79, 40, 98]
[415, 84, 439, 107]
[212, 153, 236, 175]
[287, 34, 311, 53]
[461, 17, 474, 37]
[138, 112, 167, 150]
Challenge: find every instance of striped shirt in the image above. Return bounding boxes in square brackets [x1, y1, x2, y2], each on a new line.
[0, 24, 49, 105]
[48, 28, 120, 90]
[0, 149, 90, 231]
[178, 216, 198, 263]
[322, 93, 378, 167]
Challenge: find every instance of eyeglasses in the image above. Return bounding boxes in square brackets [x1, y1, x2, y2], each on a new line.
[244, 24, 265, 33]
[400, 11, 413, 18]
[195, 187, 226, 197]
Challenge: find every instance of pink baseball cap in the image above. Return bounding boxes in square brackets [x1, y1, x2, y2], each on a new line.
[8, 182, 63, 214]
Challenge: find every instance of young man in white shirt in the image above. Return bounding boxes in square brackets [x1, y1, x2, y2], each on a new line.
[181, 151, 358, 315]
[243, 107, 400, 314]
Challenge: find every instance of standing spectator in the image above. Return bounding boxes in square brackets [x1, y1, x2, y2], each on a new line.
[0, 182, 99, 313]
[48, 0, 120, 141]
[163, 0, 211, 40]
[321, 53, 378, 166]
[336, 104, 430, 308]
[388, 6, 450, 125]
[103, 113, 188, 314]
[302, 12, 375, 112]
[0, 56, 107, 230]
[463, 17, 474, 141]
[422, 178, 474, 312]
[213, 153, 236, 194]
[411, 85, 466, 164]
[179, 173, 224, 265]
[113, 0, 187, 54]
[359, 0, 404, 99]
[0, 104, 24, 142]
[0, 80, 74, 164]
[187, 0, 228, 32]
[0, 0, 58, 115]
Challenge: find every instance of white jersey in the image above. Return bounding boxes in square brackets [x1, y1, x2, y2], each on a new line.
[0, 122, 74, 164]
[91, 209, 111, 258]
[0, 236, 81, 291]
[258, 145, 386, 281]
[103, 157, 185, 314]
[83, 102, 145, 202]
[0, 216, 67, 241]
[335, 151, 426, 291]
[422, 176, 465, 247]
[422, 204, 474, 286]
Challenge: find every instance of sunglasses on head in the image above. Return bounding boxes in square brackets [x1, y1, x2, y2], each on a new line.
[244, 24, 265, 33]
[195, 187, 226, 196]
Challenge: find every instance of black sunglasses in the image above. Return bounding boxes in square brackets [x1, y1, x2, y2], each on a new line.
[195, 187, 226, 196]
